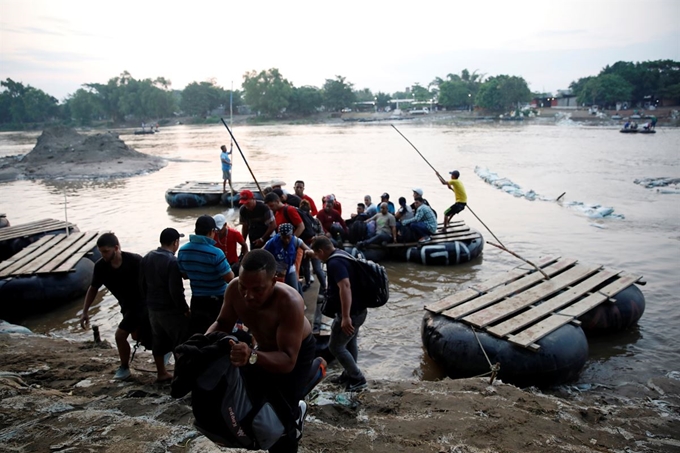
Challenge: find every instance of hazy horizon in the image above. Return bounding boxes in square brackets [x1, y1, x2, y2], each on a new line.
[1, 0, 679, 100]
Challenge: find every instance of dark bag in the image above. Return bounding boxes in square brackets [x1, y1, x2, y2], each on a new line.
[348, 220, 368, 244]
[326, 252, 389, 309]
[172, 333, 286, 450]
[283, 207, 315, 242]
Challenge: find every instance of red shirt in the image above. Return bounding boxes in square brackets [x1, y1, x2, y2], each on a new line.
[317, 208, 347, 233]
[214, 227, 245, 264]
[275, 205, 303, 230]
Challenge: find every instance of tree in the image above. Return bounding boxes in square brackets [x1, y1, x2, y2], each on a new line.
[242, 68, 293, 117]
[577, 74, 633, 107]
[322, 76, 355, 112]
[476, 75, 531, 111]
[438, 80, 471, 110]
[180, 81, 224, 116]
[375, 92, 391, 109]
[354, 88, 374, 102]
[66, 88, 103, 125]
[287, 86, 323, 116]
[411, 84, 431, 102]
[0, 78, 59, 124]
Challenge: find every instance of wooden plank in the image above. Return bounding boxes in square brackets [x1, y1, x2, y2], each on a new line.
[487, 269, 620, 337]
[441, 258, 578, 320]
[50, 233, 101, 273]
[425, 256, 558, 314]
[559, 274, 643, 318]
[468, 256, 559, 293]
[463, 264, 601, 328]
[37, 231, 98, 273]
[507, 314, 574, 348]
[18, 233, 85, 274]
[512, 256, 560, 272]
[0, 235, 66, 277]
[0, 234, 55, 272]
[0, 219, 75, 242]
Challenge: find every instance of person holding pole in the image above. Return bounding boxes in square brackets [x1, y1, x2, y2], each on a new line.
[220, 144, 234, 193]
[439, 170, 467, 232]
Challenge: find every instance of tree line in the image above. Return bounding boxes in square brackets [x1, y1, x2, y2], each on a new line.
[1, 59, 678, 127]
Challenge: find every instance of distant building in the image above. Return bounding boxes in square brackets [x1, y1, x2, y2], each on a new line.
[553, 89, 577, 109]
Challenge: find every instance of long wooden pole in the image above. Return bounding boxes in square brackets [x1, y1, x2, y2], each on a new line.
[220, 118, 263, 195]
[390, 124, 550, 279]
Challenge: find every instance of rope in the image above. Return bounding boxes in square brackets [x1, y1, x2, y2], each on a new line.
[471, 326, 501, 385]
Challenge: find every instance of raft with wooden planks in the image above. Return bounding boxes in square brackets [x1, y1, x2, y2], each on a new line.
[421, 256, 645, 388]
[165, 181, 269, 208]
[0, 231, 102, 321]
[344, 220, 484, 265]
[0, 218, 79, 261]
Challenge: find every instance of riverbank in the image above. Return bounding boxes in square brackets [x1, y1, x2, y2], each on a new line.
[1, 332, 678, 452]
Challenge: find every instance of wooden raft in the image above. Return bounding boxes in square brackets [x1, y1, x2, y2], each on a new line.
[166, 180, 278, 195]
[0, 218, 77, 243]
[0, 231, 100, 278]
[425, 257, 643, 351]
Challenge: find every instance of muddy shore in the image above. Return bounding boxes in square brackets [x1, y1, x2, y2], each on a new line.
[0, 332, 678, 453]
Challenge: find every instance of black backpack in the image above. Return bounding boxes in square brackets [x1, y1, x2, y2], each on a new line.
[348, 219, 368, 244]
[283, 206, 316, 242]
[327, 252, 389, 308]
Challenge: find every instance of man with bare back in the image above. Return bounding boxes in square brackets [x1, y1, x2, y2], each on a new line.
[207, 249, 315, 452]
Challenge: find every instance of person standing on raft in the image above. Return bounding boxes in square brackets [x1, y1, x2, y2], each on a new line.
[440, 170, 467, 232]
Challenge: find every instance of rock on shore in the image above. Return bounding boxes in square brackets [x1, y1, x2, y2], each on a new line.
[1, 333, 678, 452]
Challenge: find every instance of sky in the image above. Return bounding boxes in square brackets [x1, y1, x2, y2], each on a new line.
[1, 0, 679, 101]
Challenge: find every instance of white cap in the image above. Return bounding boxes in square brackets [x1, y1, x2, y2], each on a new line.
[213, 214, 227, 230]
[413, 188, 423, 196]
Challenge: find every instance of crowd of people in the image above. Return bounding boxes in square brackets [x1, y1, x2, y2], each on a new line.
[78, 158, 468, 452]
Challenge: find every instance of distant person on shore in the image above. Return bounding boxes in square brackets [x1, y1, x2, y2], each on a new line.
[80, 233, 152, 381]
[213, 214, 248, 277]
[239, 189, 276, 249]
[220, 144, 233, 193]
[440, 170, 467, 232]
[651, 116, 657, 129]
[140, 228, 190, 383]
[177, 215, 234, 335]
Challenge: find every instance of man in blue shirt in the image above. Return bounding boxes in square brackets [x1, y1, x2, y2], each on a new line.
[220, 144, 233, 193]
[264, 223, 315, 295]
[178, 215, 234, 335]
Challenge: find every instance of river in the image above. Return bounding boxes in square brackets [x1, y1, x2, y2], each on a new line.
[1, 119, 679, 387]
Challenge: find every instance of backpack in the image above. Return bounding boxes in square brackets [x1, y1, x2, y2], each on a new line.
[172, 332, 286, 450]
[348, 220, 368, 244]
[327, 252, 389, 309]
[283, 206, 316, 242]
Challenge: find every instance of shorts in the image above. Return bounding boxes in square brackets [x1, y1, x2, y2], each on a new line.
[118, 308, 146, 334]
[149, 309, 190, 356]
[222, 169, 232, 181]
[445, 202, 466, 217]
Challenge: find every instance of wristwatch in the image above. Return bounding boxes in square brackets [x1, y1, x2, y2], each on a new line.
[248, 346, 258, 365]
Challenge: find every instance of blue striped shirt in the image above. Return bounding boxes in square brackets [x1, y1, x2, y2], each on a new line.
[177, 234, 231, 297]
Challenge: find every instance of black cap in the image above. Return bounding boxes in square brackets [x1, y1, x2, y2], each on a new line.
[195, 215, 218, 235]
[160, 228, 184, 245]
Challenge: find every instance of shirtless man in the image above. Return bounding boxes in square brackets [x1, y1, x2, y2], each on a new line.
[207, 249, 315, 451]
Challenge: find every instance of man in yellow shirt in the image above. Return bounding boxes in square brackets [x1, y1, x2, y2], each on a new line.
[441, 170, 467, 232]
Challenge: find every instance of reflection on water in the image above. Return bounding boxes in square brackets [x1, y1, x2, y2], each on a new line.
[1, 123, 679, 387]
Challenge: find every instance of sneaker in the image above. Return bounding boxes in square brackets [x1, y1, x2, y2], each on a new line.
[329, 373, 349, 386]
[310, 276, 315, 283]
[345, 376, 368, 392]
[295, 400, 307, 440]
[113, 366, 131, 380]
[418, 236, 432, 243]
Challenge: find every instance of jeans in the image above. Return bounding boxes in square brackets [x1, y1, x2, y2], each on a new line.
[407, 221, 431, 240]
[329, 309, 367, 381]
[301, 257, 326, 291]
[284, 267, 302, 296]
[363, 232, 391, 246]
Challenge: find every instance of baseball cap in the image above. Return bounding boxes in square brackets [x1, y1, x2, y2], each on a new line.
[449, 170, 460, 178]
[413, 188, 423, 196]
[239, 189, 255, 204]
[213, 214, 227, 230]
[278, 223, 294, 236]
[381, 192, 389, 199]
[159, 227, 184, 245]
[195, 215, 218, 235]
[271, 179, 286, 187]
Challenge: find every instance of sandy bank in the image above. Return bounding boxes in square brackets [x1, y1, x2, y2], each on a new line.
[0, 126, 166, 182]
[1, 333, 678, 452]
